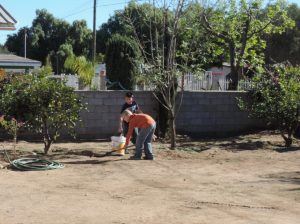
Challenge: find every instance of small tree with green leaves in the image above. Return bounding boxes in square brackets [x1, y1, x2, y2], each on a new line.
[29, 73, 86, 154]
[0, 67, 86, 154]
[0, 115, 23, 153]
[238, 64, 300, 147]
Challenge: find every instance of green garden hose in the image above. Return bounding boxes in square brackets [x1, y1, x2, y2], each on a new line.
[2, 146, 64, 171]
[11, 158, 64, 171]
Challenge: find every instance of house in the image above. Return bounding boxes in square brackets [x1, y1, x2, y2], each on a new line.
[0, 54, 41, 74]
[0, 4, 17, 31]
[206, 62, 231, 90]
[207, 62, 231, 79]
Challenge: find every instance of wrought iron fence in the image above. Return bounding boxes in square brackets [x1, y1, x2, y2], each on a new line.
[50, 72, 253, 91]
[178, 72, 253, 91]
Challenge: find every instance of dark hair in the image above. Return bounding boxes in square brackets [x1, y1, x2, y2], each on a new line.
[125, 92, 133, 98]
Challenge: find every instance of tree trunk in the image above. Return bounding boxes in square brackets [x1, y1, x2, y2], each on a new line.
[158, 101, 169, 138]
[43, 139, 53, 155]
[13, 136, 17, 153]
[42, 119, 53, 154]
[280, 130, 293, 147]
[169, 111, 176, 149]
[229, 68, 239, 90]
[228, 42, 238, 90]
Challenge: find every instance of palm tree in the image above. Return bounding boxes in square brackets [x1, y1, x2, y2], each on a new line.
[64, 55, 95, 88]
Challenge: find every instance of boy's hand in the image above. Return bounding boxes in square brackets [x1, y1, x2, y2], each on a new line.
[118, 127, 123, 133]
[152, 134, 157, 141]
[123, 144, 129, 154]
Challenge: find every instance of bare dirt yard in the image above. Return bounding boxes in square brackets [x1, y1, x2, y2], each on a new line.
[0, 131, 299, 224]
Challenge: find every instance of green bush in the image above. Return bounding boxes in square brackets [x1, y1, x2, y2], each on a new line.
[0, 68, 86, 154]
[238, 64, 300, 147]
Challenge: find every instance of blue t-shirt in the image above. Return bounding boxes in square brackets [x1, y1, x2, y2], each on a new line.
[121, 101, 139, 114]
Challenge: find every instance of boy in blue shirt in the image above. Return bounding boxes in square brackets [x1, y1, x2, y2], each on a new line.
[118, 92, 141, 150]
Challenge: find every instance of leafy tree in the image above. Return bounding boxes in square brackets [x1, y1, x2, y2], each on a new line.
[5, 9, 93, 72]
[265, 3, 300, 65]
[0, 44, 10, 54]
[0, 75, 33, 122]
[68, 20, 92, 57]
[177, 2, 224, 70]
[53, 43, 74, 74]
[105, 34, 141, 90]
[0, 115, 23, 152]
[5, 27, 29, 57]
[96, 7, 132, 54]
[64, 55, 95, 87]
[238, 64, 300, 147]
[0, 67, 86, 154]
[200, 0, 295, 90]
[30, 9, 71, 64]
[97, 2, 166, 61]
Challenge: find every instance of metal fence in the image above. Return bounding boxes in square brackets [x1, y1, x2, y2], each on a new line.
[178, 72, 253, 91]
[50, 72, 253, 91]
[49, 74, 106, 90]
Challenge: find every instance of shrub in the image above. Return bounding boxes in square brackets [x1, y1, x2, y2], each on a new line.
[238, 64, 300, 147]
[105, 34, 141, 90]
[0, 67, 86, 154]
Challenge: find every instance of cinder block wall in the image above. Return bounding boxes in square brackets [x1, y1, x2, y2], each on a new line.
[75, 91, 158, 139]
[175, 91, 263, 137]
[4, 91, 263, 140]
[76, 91, 262, 139]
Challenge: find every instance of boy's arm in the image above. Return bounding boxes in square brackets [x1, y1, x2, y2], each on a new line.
[118, 116, 123, 133]
[136, 103, 142, 113]
[119, 104, 126, 133]
[125, 123, 134, 146]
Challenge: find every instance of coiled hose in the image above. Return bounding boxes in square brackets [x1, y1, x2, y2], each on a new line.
[3, 149, 64, 171]
[11, 158, 64, 171]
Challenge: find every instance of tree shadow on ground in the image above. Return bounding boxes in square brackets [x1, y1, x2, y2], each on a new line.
[0, 148, 125, 164]
[63, 159, 123, 165]
[218, 140, 266, 152]
[177, 143, 211, 153]
[172, 139, 267, 153]
[42, 150, 125, 161]
[273, 146, 300, 153]
[174, 131, 278, 152]
[266, 171, 300, 185]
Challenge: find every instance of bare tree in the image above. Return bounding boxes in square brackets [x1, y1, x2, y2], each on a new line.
[124, 0, 192, 149]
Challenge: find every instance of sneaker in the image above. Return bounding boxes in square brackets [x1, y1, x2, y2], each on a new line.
[143, 156, 154, 160]
[125, 149, 130, 154]
[128, 156, 141, 160]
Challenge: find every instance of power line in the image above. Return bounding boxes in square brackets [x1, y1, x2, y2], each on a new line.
[61, 0, 93, 19]
[62, 6, 93, 19]
[96, 0, 145, 8]
[73, 0, 93, 11]
[62, 0, 146, 19]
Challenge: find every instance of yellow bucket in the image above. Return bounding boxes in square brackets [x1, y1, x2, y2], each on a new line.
[111, 136, 126, 156]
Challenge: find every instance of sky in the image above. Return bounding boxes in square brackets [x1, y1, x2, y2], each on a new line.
[0, 0, 146, 44]
[0, 0, 300, 45]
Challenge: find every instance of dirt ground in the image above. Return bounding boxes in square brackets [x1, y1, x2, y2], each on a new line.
[0, 131, 299, 224]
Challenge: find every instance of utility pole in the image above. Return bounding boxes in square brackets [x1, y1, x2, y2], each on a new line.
[92, 0, 97, 62]
[24, 29, 27, 58]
